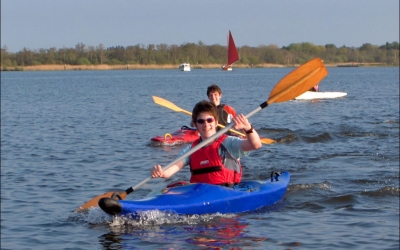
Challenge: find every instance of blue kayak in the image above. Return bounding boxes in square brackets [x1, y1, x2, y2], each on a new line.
[99, 171, 290, 216]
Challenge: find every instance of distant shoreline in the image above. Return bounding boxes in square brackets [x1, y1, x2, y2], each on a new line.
[1, 62, 392, 71]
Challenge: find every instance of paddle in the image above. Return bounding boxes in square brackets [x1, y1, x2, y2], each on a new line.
[75, 57, 327, 212]
[152, 96, 276, 144]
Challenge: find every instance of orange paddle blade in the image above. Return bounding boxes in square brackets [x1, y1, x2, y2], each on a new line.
[268, 58, 328, 103]
[75, 191, 127, 212]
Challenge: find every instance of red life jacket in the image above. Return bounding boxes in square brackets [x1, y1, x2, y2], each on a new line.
[189, 134, 242, 184]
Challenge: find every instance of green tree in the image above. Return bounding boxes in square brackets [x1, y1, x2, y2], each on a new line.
[77, 57, 91, 65]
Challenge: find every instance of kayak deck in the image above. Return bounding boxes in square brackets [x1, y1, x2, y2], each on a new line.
[150, 126, 199, 146]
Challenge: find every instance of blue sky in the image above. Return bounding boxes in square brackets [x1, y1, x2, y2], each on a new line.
[1, 0, 399, 52]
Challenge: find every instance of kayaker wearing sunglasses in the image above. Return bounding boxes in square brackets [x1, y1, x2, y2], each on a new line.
[151, 100, 262, 186]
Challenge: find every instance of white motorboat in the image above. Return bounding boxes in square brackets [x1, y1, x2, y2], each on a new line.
[179, 63, 191, 71]
[295, 91, 347, 100]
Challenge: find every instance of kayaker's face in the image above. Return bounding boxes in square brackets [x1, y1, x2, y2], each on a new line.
[195, 112, 217, 139]
[208, 91, 222, 106]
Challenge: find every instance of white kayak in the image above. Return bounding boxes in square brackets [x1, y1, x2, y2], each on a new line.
[295, 91, 347, 100]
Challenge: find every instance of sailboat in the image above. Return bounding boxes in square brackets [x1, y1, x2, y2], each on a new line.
[222, 30, 240, 71]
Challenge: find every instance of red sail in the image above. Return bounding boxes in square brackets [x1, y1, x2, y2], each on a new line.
[227, 31, 239, 65]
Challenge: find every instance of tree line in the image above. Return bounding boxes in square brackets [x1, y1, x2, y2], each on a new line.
[1, 41, 399, 68]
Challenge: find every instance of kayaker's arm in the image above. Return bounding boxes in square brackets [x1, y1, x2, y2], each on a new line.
[241, 127, 262, 151]
[151, 160, 185, 179]
[231, 114, 262, 151]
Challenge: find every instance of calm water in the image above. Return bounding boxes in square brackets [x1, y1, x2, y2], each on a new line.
[1, 67, 399, 250]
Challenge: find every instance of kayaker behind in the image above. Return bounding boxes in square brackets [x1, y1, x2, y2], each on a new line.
[151, 100, 262, 186]
[191, 84, 237, 134]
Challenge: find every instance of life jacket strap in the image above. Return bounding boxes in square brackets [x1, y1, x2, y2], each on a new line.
[191, 166, 222, 175]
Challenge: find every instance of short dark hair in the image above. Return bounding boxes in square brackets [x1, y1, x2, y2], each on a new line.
[192, 100, 218, 124]
[207, 84, 222, 96]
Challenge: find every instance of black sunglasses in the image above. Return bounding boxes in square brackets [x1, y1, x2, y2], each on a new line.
[196, 117, 215, 124]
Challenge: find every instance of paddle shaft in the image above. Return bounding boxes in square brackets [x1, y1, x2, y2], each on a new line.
[152, 96, 275, 143]
[176, 106, 261, 138]
[173, 108, 239, 130]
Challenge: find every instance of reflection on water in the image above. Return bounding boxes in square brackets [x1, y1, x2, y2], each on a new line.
[98, 233, 123, 250]
[184, 217, 250, 248]
[95, 212, 305, 249]
[97, 216, 270, 249]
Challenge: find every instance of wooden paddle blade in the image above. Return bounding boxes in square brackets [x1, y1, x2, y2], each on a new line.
[153, 96, 192, 115]
[268, 58, 328, 103]
[75, 191, 127, 212]
[260, 137, 276, 144]
[221, 124, 275, 144]
[153, 96, 183, 112]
